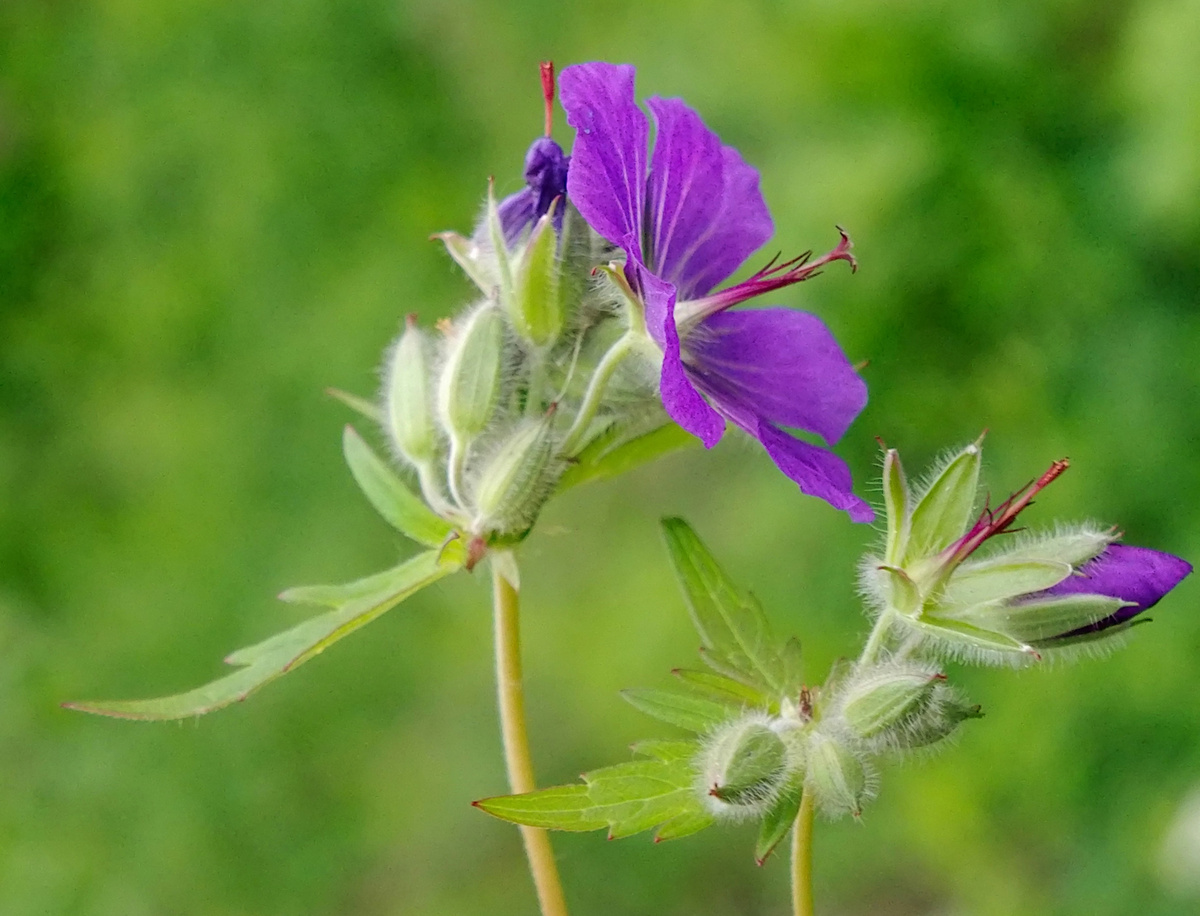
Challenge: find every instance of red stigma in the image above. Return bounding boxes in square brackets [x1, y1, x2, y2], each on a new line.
[540, 61, 555, 137]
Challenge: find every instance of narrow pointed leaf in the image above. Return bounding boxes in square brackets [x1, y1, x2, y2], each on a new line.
[631, 739, 700, 763]
[343, 425, 453, 547]
[756, 774, 805, 865]
[672, 668, 768, 708]
[779, 637, 804, 694]
[654, 809, 715, 841]
[621, 687, 732, 733]
[66, 546, 464, 720]
[661, 517, 784, 691]
[907, 443, 981, 560]
[473, 785, 608, 832]
[279, 559, 436, 608]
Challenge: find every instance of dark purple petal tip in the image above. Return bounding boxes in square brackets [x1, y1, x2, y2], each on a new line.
[498, 137, 570, 245]
[1043, 544, 1192, 640]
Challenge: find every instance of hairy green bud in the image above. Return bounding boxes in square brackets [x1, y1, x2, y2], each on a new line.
[437, 305, 505, 443]
[839, 663, 942, 741]
[383, 316, 438, 466]
[471, 415, 558, 534]
[700, 717, 789, 817]
[806, 732, 873, 819]
[508, 207, 565, 348]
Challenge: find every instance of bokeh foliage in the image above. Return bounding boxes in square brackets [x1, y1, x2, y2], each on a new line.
[1, 0, 1197, 913]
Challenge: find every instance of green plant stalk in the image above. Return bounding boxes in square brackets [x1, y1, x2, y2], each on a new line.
[791, 789, 816, 916]
[491, 557, 571, 916]
[559, 332, 636, 456]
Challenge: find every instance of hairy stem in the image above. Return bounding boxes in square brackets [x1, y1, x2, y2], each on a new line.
[790, 789, 816, 916]
[859, 608, 897, 666]
[491, 556, 571, 916]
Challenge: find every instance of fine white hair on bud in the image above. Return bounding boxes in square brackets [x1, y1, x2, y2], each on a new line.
[469, 414, 561, 536]
[382, 316, 439, 467]
[436, 303, 506, 445]
[805, 730, 877, 820]
[697, 714, 795, 821]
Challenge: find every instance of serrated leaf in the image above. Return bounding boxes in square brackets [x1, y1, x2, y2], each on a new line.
[756, 774, 805, 865]
[621, 687, 732, 733]
[66, 546, 464, 720]
[475, 753, 713, 843]
[907, 443, 981, 561]
[558, 422, 697, 492]
[473, 785, 608, 832]
[631, 739, 700, 763]
[661, 518, 784, 691]
[672, 668, 768, 708]
[343, 425, 453, 547]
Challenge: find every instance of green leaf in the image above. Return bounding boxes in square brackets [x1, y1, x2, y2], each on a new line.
[473, 785, 608, 832]
[755, 774, 805, 865]
[661, 517, 784, 691]
[278, 560, 436, 608]
[907, 441, 982, 561]
[621, 687, 732, 733]
[475, 753, 714, 842]
[558, 422, 697, 492]
[65, 546, 464, 720]
[671, 668, 768, 708]
[343, 425, 453, 548]
[631, 739, 700, 763]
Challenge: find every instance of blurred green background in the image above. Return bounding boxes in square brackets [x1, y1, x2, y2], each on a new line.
[2, 0, 1198, 913]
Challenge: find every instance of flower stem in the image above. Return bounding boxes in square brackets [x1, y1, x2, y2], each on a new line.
[491, 556, 571, 916]
[790, 789, 816, 916]
[859, 608, 896, 666]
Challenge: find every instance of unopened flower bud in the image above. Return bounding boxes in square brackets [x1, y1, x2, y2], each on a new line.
[437, 305, 505, 443]
[508, 206, 565, 348]
[471, 414, 558, 534]
[383, 316, 437, 465]
[839, 663, 942, 741]
[806, 731, 873, 819]
[700, 717, 789, 816]
[902, 685, 983, 748]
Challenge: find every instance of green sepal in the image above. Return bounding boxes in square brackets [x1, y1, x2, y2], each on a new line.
[940, 558, 1072, 609]
[343, 426, 453, 547]
[908, 615, 1038, 660]
[956, 594, 1129, 644]
[882, 448, 911, 567]
[671, 668, 769, 709]
[661, 517, 786, 693]
[877, 565, 922, 615]
[474, 749, 714, 843]
[755, 772, 805, 865]
[621, 687, 732, 733]
[557, 422, 697, 492]
[326, 387, 383, 424]
[65, 545, 464, 720]
[485, 180, 515, 306]
[907, 441, 982, 561]
[432, 230, 496, 293]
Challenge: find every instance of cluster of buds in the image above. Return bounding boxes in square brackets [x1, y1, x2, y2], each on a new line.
[380, 65, 667, 558]
[861, 439, 1192, 664]
[697, 662, 979, 827]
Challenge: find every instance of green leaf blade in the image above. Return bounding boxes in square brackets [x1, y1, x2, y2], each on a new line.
[66, 546, 464, 720]
[621, 687, 732, 733]
[343, 425, 452, 548]
[473, 786, 608, 832]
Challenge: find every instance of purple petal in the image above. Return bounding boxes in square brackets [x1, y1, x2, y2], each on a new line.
[1040, 544, 1191, 637]
[629, 260, 724, 447]
[497, 188, 536, 245]
[753, 421, 875, 522]
[560, 63, 648, 262]
[646, 97, 772, 298]
[684, 307, 867, 445]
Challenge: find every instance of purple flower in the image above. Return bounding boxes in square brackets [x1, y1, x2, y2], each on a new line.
[558, 62, 872, 522]
[1031, 544, 1192, 643]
